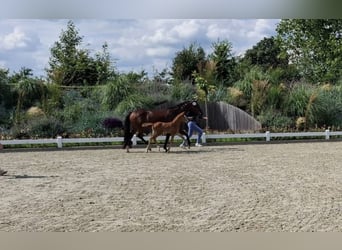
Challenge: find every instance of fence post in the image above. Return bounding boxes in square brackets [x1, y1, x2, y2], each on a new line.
[325, 129, 330, 140]
[202, 132, 206, 144]
[266, 131, 271, 142]
[132, 134, 137, 146]
[57, 136, 63, 148]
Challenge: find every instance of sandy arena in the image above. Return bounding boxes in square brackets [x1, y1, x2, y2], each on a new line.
[0, 141, 341, 232]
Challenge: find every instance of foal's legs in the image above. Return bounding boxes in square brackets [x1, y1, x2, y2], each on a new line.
[146, 135, 158, 152]
[146, 136, 153, 152]
[167, 134, 187, 152]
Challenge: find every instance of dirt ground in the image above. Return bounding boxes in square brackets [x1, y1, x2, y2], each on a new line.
[0, 141, 341, 232]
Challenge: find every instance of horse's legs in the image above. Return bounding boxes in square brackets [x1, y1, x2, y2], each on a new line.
[166, 135, 174, 152]
[124, 131, 134, 152]
[137, 133, 148, 144]
[163, 134, 170, 152]
[180, 130, 191, 149]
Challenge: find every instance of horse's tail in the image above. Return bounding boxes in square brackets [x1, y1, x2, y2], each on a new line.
[141, 122, 153, 128]
[123, 112, 133, 149]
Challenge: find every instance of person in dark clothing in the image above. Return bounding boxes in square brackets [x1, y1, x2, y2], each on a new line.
[180, 111, 207, 147]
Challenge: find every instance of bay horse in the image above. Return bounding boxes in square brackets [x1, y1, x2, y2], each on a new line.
[142, 111, 189, 152]
[123, 100, 203, 152]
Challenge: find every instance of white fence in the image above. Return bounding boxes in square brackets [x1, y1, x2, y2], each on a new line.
[1, 130, 342, 149]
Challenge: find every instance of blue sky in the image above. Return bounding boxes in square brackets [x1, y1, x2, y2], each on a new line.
[0, 19, 280, 78]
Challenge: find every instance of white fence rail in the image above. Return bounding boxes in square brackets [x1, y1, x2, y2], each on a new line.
[1, 130, 341, 149]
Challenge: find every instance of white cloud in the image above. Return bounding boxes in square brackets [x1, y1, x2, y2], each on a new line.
[246, 19, 278, 39]
[146, 47, 172, 57]
[170, 20, 200, 39]
[0, 27, 30, 50]
[0, 19, 279, 76]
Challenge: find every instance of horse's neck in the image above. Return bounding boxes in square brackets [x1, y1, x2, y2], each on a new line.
[163, 109, 180, 120]
[147, 104, 187, 121]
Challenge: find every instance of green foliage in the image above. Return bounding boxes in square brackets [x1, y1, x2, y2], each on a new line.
[43, 83, 63, 116]
[243, 36, 288, 70]
[170, 81, 197, 101]
[94, 43, 117, 84]
[276, 19, 342, 83]
[265, 83, 286, 110]
[171, 42, 206, 82]
[0, 68, 11, 106]
[233, 66, 268, 108]
[283, 82, 342, 128]
[11, 69, 45, 124]
[47, 20, 116, 86]
[101, 75, 133, 110]
[251, 80, 269, 116]
[209, 39, 237, 86]
[226, 87, 247, 109]
[307, 84, 342, 127]
[114, 94, 155, 116]
[67, 111, 111, 137]
[257, 109, 293, 130]
[0, 69, 14, 126]
[208, 85, 228, 102]
[138, 81, 171, 103]
[285, 83, 314, 117]
[0, 105, 13, 128]
[27, 116, 65, 138]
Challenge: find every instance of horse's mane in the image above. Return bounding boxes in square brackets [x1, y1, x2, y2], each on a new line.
[168, 100, 193, 110]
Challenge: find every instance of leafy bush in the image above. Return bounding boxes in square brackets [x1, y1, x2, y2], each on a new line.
[114, 94, 155, 116]
[285, 83, 314, 117]
[65, 111, 112, 137]
[170, 81, 197, 101]
[257, 109, 293, 130]
[308, 85, 342, 127]
[27, 117, 65, 138]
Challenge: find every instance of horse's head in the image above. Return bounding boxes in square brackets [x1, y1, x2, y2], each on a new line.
[180, 100, 203, 117]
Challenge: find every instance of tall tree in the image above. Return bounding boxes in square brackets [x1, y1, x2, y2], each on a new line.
[47, 20, 83, 85]
[276, 19, 342, 83]
[243, 36, 288, 70]
[209, 39, 237, 87]
[47, 21, 115, 86]
[95, 42, 116, 84]
[171, 43, 206, 83]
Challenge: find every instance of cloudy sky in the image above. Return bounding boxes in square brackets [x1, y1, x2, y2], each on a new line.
[0, 19, 280, 78]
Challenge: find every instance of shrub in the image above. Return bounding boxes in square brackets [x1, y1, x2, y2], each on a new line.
[285, 83, 314, 117]
[114, 94, 155, 116]
[308, 85, 342, 127]
[27, 117, 65, 138]
[257, 109, 293, 130]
